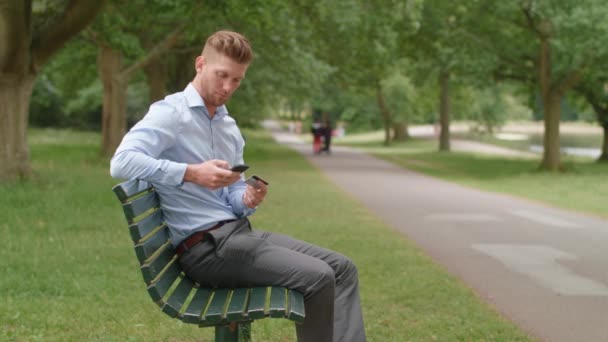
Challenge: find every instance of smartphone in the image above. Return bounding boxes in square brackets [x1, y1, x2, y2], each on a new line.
[246, 175, 269, 189]
[230, 164, 249, 173]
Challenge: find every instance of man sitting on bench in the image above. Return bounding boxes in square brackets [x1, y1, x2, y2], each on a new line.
[110, 30, 366, 342]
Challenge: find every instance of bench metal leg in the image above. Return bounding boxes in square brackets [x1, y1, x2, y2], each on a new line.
[215, 322, 251, 342]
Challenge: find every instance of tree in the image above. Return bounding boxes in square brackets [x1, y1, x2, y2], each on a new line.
[408, 0, 489, 151]
[308, 0, 422, 146]
[383, 66, 425, 141]
[473, 0, 608, 170]
[91, 1, 188, 156]
[0, 0, 105, 182]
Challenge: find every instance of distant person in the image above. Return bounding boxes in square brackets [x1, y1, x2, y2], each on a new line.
[311, 120, 323, 154]
[321, 120, 333, 154]
[110, 30, 366, 342]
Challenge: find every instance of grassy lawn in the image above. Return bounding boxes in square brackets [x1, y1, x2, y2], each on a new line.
[1, 128, 532, 341]
[336, 134, 608, 219]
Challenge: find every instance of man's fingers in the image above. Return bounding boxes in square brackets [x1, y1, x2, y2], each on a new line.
[242, 186, 265, 208]
[211, 159, 231, 169]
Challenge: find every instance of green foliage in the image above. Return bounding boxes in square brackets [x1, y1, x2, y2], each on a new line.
[92, 0, 191, 57]
[473, 0, 608, 88]
[29, 36, 100, 128]
[182, 0, 341, 126]
[63, 81, 103, 129]
[410, 0, 491, 81]
[25, 0, 608, 135]
[31, 0, 69, 35]
[468, 85, 507, 133]
[383, 70, 429, 124]
[29, 75, 65, 128]
[306, 84, 387, 133]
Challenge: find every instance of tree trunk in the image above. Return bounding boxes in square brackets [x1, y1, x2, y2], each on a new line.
[97, 27, 183, 157]
[98, 45, 128, 157]
[589, 98, 608, 163]
[0, 73, 36, 181]
[144, 58, 168, 103]
[393, 122, 410, 141]
[0, 1, 103, 182]
[600, 123, 608, 162]
[538, 31, 562, 171]
[438, 70, 451, 151]
[376, 82, 392, 146]
[541, 93, 562, 170]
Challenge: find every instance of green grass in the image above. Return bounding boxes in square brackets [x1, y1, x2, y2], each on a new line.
[1, 128, 532, 341]
[337, 134, 608, 219]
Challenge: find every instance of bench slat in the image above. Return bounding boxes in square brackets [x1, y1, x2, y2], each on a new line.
[225, 288, 250, 321]
[129, 210, 164, 242]
[112, 179, 152, 202]
[247, 287, 267, 320]
[182, 287, 213, 324]
[162, 276, 196, 317]
[123, 191, 159, 222]
[147, 259, 181, 302]
[140, 242, 174, 281]
[268, 286, 287, 318]
[287, 289, 305, 322]
[204, 288, 230, 324]
[134, 226, 170, 263]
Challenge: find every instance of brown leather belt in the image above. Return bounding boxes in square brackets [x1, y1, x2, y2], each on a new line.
[175, 219, 237, 257]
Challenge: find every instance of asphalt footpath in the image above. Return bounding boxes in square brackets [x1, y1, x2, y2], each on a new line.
[269, 127, 608, 342]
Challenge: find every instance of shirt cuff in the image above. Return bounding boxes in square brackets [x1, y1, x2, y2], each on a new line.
[166, 162, 188, 186]
[233, 188, 257, 217]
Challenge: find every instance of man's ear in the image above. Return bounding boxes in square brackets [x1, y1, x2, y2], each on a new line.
[195, 55, 205, 73]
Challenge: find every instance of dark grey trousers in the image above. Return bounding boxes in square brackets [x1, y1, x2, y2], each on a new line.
[178, 218, 366, 342]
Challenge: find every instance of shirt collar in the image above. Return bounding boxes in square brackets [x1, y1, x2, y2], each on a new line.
[184, 83, 229, 119]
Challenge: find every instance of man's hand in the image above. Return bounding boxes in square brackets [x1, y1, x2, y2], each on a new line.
[183, 160, 242, 189]
[243, 180, 268, 208]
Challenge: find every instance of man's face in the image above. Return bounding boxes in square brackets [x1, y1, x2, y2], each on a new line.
[194, 52, 249, 109]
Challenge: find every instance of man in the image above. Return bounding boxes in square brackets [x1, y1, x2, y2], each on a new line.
[110, 30, 366, 342]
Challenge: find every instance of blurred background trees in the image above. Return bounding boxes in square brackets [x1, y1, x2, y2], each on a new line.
[3, 0, 608, 182]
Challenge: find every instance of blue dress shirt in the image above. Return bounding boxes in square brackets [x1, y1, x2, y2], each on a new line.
[110, 83, 255, 246]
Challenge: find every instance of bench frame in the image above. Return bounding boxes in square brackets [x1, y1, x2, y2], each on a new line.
[112, 179, 305, 342]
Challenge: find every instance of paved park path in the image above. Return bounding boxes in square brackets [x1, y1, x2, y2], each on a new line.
[268, 125, 608, 342]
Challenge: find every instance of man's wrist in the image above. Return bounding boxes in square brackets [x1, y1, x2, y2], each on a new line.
[183, 164, 194, 183]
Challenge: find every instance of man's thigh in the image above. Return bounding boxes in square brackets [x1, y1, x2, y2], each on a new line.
[262, 230, 351, 275]
[180, 224, 334, 293]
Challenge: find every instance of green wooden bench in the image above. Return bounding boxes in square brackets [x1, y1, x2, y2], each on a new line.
[112, 179, 305, 342]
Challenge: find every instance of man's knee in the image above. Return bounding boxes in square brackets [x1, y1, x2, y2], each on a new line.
[305, 262, 335, 297]
[335, 254, 359, 286]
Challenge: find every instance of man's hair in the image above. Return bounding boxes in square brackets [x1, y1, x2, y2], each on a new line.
[202, 30, 254, 64]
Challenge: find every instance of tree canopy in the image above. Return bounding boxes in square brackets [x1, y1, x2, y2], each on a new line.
[3, 0, 608, 181]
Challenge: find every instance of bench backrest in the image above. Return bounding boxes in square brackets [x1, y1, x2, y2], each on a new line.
[112, 179, 193, 308]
